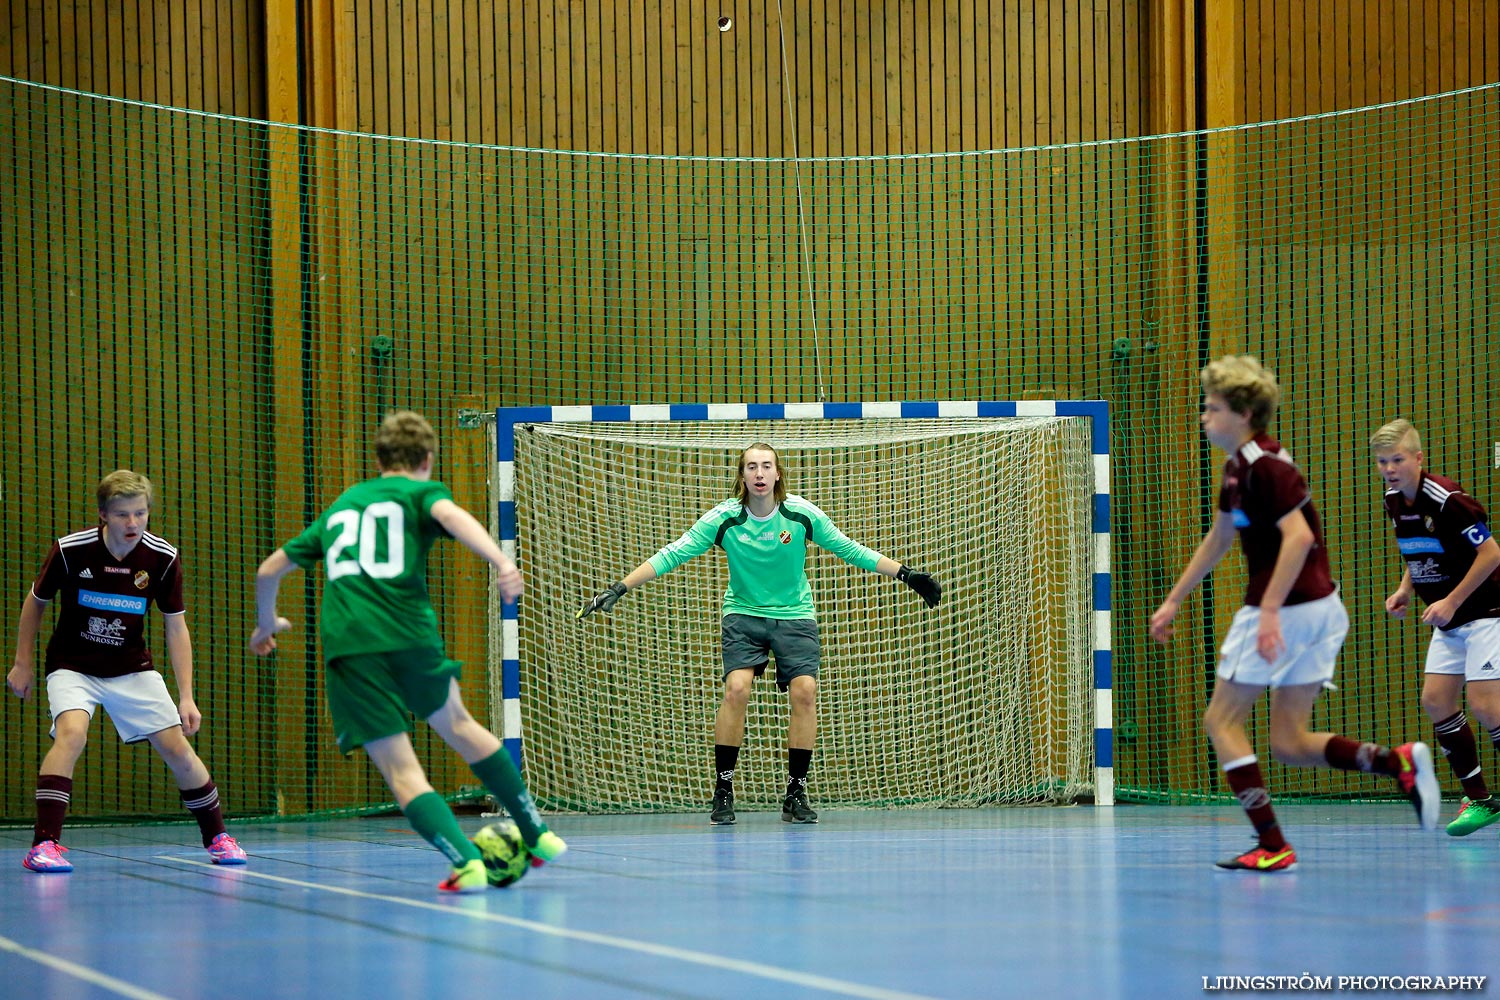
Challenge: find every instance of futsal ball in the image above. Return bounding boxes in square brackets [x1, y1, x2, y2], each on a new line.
[472, 819, 530, 888]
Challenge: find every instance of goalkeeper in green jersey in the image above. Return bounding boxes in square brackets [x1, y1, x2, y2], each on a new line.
[580, 442, 941, 825]
[248, 411, 565, 893]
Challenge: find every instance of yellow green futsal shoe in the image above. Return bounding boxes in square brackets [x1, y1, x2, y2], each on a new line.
[438, 858, 489, 893]
[527, 831, 568, 868]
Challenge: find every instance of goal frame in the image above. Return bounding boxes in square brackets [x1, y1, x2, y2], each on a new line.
[492, 400, 1113, 806]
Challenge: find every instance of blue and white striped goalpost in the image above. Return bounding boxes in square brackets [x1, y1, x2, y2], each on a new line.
[493, 400, 1113, 806]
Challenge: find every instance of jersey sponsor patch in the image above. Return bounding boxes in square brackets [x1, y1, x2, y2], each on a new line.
[77, 590, 149, 614]
[1230, 508, 1251, 529]
[84, 616, 129, 645]
[1397, 537, 1445, 555]
[1408, 557, 1446, 584]
[1462, 523, 1493, 547]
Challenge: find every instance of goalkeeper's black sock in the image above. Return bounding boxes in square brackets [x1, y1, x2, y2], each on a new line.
[715, 744, 740, 792]
[787, 747, 812, 794]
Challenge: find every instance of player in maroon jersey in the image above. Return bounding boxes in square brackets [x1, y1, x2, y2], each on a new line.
[1150, 356, 1438, 872]
[6, 470, 246, 872]
[1372, 419, 1500, 837]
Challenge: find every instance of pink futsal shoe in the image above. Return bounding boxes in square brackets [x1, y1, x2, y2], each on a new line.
[1393, 742, 1441, 831]
[23, 840, 73, 873]
[207, 832, 248, 865]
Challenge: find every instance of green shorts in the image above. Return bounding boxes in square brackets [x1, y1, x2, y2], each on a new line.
[720, 613, 820, 692]
[325, 647, 462, 755]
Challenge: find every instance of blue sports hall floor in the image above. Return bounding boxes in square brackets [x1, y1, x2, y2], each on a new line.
[2, 804, 1495, 999]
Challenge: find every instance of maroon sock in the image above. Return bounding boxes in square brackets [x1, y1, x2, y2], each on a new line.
[1433, 711, 1490, 800]
[33, 774, 73, 846]
[1223, 758, 1287, 851]
[180, 781, 227, 847]
[1323, 736, 1398, 775]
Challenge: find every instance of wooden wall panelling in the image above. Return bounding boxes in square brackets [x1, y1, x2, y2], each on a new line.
[0, 77, 44, 820]
[9, 0, 1497, 812]
[1204, 0, 1243, 391]
[0, 1, 14, 75]
[262, 0, 311, 813]
[2, 1, 265, 109]
[1240, 0, 1499, 122]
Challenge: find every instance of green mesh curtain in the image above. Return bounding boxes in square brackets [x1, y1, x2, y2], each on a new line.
[1, 75, 1496, 820]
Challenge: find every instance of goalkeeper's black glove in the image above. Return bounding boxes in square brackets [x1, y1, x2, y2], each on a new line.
[578, 582, 628, 619]
[897, 565, 941, 608]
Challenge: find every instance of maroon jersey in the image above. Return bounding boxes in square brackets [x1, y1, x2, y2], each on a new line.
[31, 527, 186, 678]
[1217, 434, 1336, 607]
[1383, 472, 1500, 631]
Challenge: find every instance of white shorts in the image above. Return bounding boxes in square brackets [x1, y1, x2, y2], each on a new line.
[46, 668, 183, 744]
[1216, 591, 1349, 688]
[1424, 618, 1500, 682]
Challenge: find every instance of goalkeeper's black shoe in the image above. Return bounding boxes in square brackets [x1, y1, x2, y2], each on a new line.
[710, 788, 736, 826]
[781, 787, 819, 824]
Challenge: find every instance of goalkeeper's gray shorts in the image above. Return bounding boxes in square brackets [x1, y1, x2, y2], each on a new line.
[721, 613, 820, 692]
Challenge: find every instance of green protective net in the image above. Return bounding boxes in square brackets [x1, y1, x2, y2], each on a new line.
[1, 75, 1496, 821]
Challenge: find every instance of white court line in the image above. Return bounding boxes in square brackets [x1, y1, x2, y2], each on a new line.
[158, 856, 939, 1000]
[0, 932, 177, 1000]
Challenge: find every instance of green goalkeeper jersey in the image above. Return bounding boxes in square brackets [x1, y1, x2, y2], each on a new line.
[648, 494, 881, 620]
[282, 476, 454, 659]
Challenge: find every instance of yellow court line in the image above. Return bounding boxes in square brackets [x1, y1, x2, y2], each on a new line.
[0, 932, 178, 1000]
[157, 855, 939, 1000]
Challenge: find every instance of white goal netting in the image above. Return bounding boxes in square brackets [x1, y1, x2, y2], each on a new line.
[496, 416, 1096, 812]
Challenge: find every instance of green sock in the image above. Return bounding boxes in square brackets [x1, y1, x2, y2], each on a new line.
[403, 791, 481, 866]
[471, 749, 547, 844]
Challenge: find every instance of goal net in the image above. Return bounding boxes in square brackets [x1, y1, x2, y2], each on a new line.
[492, 405, 1106, 813]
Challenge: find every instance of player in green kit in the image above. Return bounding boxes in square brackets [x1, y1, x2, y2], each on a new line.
[249, 411, 565, 892]
[579, 442, 941, 825]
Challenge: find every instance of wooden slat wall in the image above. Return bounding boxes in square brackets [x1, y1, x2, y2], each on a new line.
[315, 0, 1146, 151]
[1231, 0, 1499, 124]
[0, 0, 265, 113]
[1189, 0, 1500, 799]
[277, 1, 1154, 814]
[0, 1, 275, 821]
[3, 0, 1497, 819]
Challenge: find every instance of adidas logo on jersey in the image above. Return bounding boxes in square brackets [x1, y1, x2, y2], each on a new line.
[79, 568, 93, 579]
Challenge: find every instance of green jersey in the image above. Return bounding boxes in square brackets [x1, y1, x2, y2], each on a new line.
[648, 494, 881, 620]
[282, 476, 454, 659]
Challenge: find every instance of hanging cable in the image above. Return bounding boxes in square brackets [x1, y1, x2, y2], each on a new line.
[774, 0, 828, 402]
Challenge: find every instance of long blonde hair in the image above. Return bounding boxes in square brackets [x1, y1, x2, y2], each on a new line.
[733, 443, 787, 506]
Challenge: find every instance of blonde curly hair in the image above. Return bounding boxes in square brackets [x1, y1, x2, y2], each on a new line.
[1200, 355, 1280, 432]
[375, 410, 438, 472]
